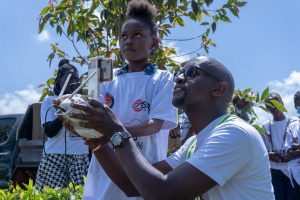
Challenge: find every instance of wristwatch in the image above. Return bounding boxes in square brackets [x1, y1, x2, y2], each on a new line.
[110, 131, 132, 148]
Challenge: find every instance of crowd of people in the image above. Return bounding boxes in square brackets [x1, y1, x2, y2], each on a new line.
[34, 0, 300, 199]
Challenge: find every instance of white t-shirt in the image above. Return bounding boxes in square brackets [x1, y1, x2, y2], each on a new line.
[83, 65, 178, 200]
[261, 116, 298, 175]
[166, 115, 274, 200]
[40, 95, 89, 155]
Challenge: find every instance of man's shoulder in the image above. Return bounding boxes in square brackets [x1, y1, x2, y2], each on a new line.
[213, 117, 259, 139]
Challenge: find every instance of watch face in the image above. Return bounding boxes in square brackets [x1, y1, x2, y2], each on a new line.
[112, 134, 123, 147]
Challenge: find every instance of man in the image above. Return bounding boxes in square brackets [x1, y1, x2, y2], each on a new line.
[68, 57, 274, 199]
[261, 92, 299, 200]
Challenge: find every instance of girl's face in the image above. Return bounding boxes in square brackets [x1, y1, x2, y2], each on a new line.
[119, 19, 157, 63]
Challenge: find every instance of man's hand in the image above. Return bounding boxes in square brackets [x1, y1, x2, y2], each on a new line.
[287, 143, 300, 161]
[69, 99, 125, 137]
[269, 152, 282, 163]
[169, 125, 180, 139]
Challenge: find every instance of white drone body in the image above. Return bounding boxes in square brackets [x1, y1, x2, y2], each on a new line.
[56, 94, 103, 138]
[55, 56, 112, 138]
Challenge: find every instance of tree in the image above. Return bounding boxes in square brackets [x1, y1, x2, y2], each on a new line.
[38, 0, 247, 100]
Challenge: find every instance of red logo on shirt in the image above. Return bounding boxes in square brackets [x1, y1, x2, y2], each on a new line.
[132, 99, 150, 113]
[104, 92, 114, 108]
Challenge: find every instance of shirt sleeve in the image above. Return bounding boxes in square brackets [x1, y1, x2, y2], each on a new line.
[40, 96, 56, 125]
[186, 126, 251, 187]
[165, 136, 196, 169]
[148, 71, 178, 130]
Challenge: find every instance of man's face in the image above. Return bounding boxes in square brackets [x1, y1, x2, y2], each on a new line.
[265, 97, 283, 116]
[172, 62, 218, 111]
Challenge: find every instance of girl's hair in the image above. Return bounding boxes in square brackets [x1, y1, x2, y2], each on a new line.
[126, 0, 158, 36]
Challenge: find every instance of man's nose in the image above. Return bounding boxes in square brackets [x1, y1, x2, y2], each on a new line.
[174, 73, 186, 84]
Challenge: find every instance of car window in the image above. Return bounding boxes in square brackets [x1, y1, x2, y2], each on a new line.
[0, 118, 17, 143]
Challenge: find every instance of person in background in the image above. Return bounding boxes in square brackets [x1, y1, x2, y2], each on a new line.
[261, 92, 299, 200]
[286, 91, 300, 196]
[69, 56, 274, 199]
[35, 59, 89, 190]
[294, 91, 300, 119]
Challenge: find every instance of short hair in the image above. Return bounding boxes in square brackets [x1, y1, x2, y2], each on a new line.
[294, 91, 300, 106]
[192, 56, 235, 102]
[126, 0, 158, 36]
[266, 92, 283, 104]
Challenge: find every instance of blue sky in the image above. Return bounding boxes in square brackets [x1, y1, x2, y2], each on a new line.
[1, 0, 300, 122]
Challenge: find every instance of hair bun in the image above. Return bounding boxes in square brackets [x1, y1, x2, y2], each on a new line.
[127, 0, 157, 19]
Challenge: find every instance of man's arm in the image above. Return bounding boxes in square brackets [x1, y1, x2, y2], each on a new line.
[114, 138, 216, 200]
[89, 139, 173, 197]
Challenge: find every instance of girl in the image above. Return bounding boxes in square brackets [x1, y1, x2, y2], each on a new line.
[82, 0, 177, 199]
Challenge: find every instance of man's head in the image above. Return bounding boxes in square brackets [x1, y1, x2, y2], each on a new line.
[264, 92, 284, 116]
[294, 91, 300, 114]
[53, 61, 80, 96]
[172, 56, 234, 114]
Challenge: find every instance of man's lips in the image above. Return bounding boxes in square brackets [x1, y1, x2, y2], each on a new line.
[173, 86, 185, 94]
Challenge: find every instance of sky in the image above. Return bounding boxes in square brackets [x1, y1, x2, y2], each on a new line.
[1, 0, 300, 124]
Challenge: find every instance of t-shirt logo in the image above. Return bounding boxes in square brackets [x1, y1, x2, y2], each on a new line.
[132, 99, 150, 113]
[104, 92, 114, 108]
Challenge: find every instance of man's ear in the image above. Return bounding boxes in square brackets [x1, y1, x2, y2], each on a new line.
[211, 82, 229, 97]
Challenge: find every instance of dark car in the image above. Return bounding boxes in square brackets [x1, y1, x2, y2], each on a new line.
[0, 114, 23, 188]
[0, 103, 44, 188]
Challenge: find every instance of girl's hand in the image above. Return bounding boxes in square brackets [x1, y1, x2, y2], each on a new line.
[69, 99, 125, 137]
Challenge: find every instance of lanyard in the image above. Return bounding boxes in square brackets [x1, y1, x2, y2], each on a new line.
[185, 114, 234, 159]
[268, 117, 290, 152]
[185, 114, 235, 200]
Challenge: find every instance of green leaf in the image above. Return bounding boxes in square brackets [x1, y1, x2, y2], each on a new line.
[191, 0, 199, 15]
[249, 117, 257, 124]
[236, 1, 248, 7]
[261, 87, 269, 101]
[253, 124, 268, 136]
[177, 17, 185, 26]
[242, 88, 251, 96]
[211, 22, 216, 32]
[269, 99, 287, 112]
[205, 0, 213, 6]
[258, 105, 269, 113]
[56, 25, 62, 35]
[40, 6, 50, 16]
[220, 15, 231, 22]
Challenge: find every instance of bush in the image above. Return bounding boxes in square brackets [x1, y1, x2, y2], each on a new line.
[0, 179, 83, 200]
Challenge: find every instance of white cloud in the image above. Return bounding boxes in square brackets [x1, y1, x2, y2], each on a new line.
[0, 85, 40, 114]
[36, 30, 50, 43]
[255, 71, 300, 124]
[164, 41, 191, 64]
